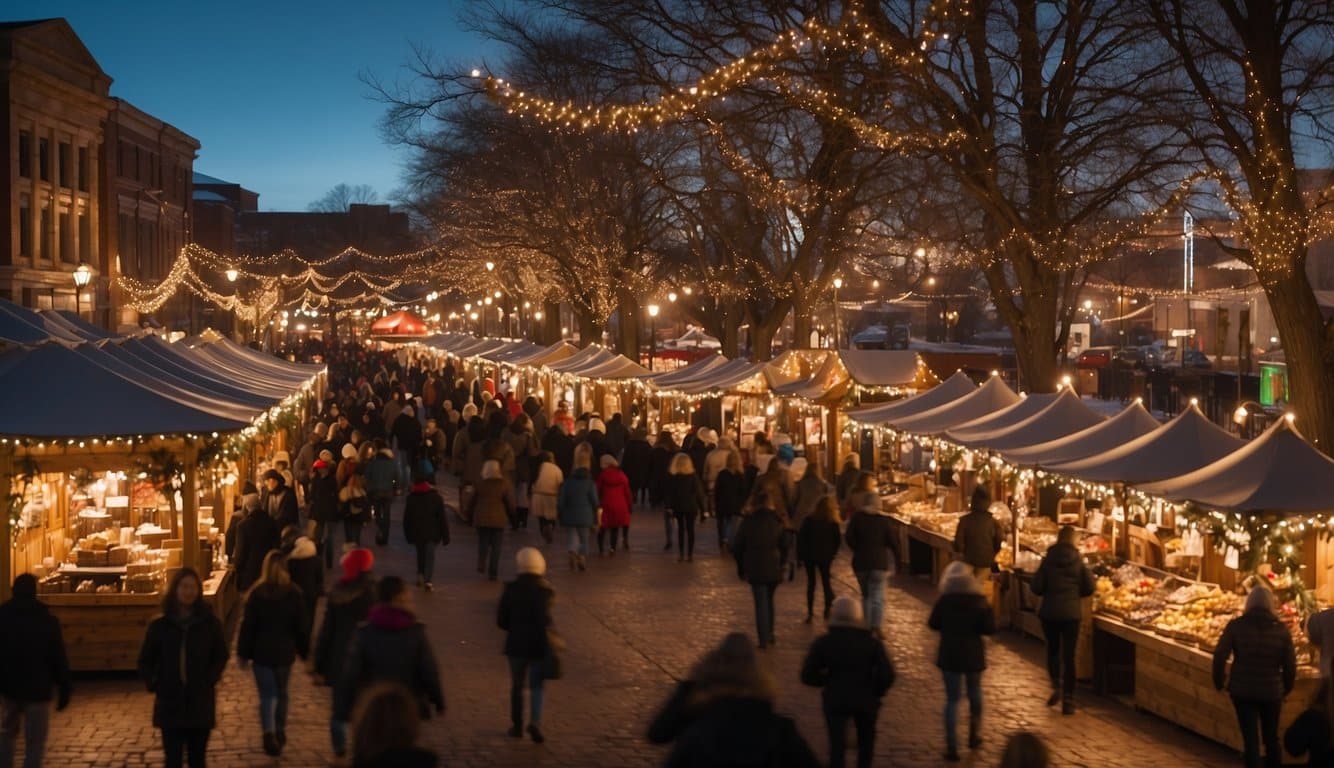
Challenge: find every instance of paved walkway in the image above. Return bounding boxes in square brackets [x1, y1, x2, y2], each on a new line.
[29, 478, 1241, 767]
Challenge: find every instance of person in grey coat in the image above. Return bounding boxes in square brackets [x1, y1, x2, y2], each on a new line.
[1213, 586, 1296, 768]
[1029, 525, 1093, 714]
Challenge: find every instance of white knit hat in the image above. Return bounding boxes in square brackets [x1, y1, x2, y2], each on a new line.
[341, 443, 357, 460]
[516, 547, 547, 576]
[829, 596, 864, 628]
[588, 418, 606, 434]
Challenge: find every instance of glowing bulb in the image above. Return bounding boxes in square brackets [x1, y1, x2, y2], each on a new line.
[647, 304, 660, 317]
[471, 69, 481, 77]
[668, 291, 678, 303]
[833, 277, 843, 289]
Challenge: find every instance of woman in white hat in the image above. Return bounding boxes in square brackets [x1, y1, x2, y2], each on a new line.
[800, 596, 895, 768]
[928, 561, 996, 762]
[498, 548, 557, 744]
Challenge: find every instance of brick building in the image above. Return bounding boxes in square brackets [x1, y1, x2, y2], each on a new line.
[236, 203, 416, 258]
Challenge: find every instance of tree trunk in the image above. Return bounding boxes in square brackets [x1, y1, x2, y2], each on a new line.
[720, 310, 740, 358]
[983, 259, 1063, 394]
[792, 302, 815, 349]
[751, 317, 780, 362]
[576, 311, 599, 347]
[1263, 267, 1334, 451]
[541, 300, 561, 345]
[616, 292, 641, 362]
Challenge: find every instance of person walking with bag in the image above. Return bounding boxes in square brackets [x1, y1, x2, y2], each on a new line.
[797, 496, 841, 623]
[236, 551, 309, 757]
[137, 568, 229, 768]
[732, 490, 788, 649]
[0, 574, 72, 768]
[928, 561, 996, 762]
[1030, 525, 1094, 714]
[403, 469, 450, 591]
[497, 548, 557, 744]
[1213, 586, 1297, 768]
[800, 597, 895, 768]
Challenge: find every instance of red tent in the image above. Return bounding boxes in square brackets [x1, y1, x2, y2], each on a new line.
[369, 310, 429, 339]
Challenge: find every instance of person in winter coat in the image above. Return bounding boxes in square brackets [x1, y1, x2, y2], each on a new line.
[732, 490, 788, 649]
[338, 472, 372, 549]
[468, 460, 514, 581]
[1283, 701, 1331, 768]
[541, 422, 575, 479]
[687, 428, 715, 501]
[423, 417, 448, 471]
[1029, 525, 1094, 714]
[505, 415, 540, 530]
[498, 548, 557, 744]
[350, 682, 440, 768]
[648, 432, 678, 551]
[834, 454, 861, 507]
[237, 552, 309, 757]
[261, 469, 300, 530]
[928, 561, 997, 762]
[953, 486, 1001, 581]
[595, 455, 633, 555]
[232, 489, 281, 593]
[0, 574, 72, 768]
[556, 444, 599, 572]
[648, 632, 819, 768]
[337, 577, 445, 728]
[800, 597, 896, 768]
[787, 457, 828, 581]
[844, 490, 898, 639]
[713, 450, 748, 553]
[530, 451, 563, 545]
[748, 450, 793, 523]
[621, 428, 653, 506]
[462, 417, 488, 489]
[280, 526, 321, 643]
[308, 456, 341, 569]
[392, 405, 424, 483]
[293, 424, 325, 499]
[1213, 586, 1297, 768]
[336, 443, 362, 490]
[403, 470, 450, 591]
[363, 442, 399, 546]
[665, 452, 707, 562]
[797, 496, 841, 622]
[137, 568, 229, 768]
[314, 548, 377, 758]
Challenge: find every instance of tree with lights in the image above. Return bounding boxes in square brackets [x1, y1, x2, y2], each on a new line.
[1139, 0, 1334, 448]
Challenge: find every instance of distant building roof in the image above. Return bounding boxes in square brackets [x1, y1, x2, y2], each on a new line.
[192, 190, 228, 202]
[192, 171, 235, 186]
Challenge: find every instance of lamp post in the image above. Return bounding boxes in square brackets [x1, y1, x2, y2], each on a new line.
[483, 296, 493, 336]
[832, 277, 843, 349]
[72, 264, 92, 318]
[647, 304, 660, 370]
[225, 267, 239, 339]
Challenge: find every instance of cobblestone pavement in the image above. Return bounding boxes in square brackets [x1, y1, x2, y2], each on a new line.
[27, 478, 1241, 767]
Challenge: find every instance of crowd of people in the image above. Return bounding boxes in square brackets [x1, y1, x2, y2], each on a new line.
[1, 340, 1325, 767]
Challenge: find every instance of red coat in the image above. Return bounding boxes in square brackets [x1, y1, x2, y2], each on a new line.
[596, 466, 634, 528]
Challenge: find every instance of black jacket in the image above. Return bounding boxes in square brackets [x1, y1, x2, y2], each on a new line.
[1030, 542, 1094, 622]
[542, 428, 575, 478]
[137, 608, 229, 729]
[392, 413, 424, 455]
[666, 473, 707, 520]
[733, 508, 788, 585]
[660, 695, 820, 768]
[284, 537, 322, 640]
[403, 485, 451, 546]
[1213, 608, 1297, 701]
[796, 516, 841, 565]
[237, 583, 309, 667]
[648, 445, 676, 506]
[714, 469, 748, 519]
[336, 605, 445, 721]
[1284, 708, 1333, 767]
[309, 469, 341, 523]
[497, 573, 555, 660]
[953, 510, 1002, 569]
[800, 626, 895, 713]
[845, 510, 897, 572]
[263, 485, 300, 530]
[621, 438, 653, 495]
[928, 592, 996, 673]
[231, 509, 280, 592]
[0, 595, 71, 704]
[314, 574, 377, 686]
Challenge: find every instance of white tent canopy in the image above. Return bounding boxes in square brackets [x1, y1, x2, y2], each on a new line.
[838, 349, 923, 388]
[943, 392, 1062, 445]
[1045, 403, 1244, 484]
[1135, 418, 1334, 513]
[887, 375, 1020, 436]
[946, 389, 1105, 451]
[848, 370, 977, 424]
[1001, 400, 1161, 467]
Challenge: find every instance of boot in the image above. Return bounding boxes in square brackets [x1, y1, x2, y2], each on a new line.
[1046, 686, 1060, 707]
[1062, 693, 1075, 715]
[263, 732, 280, 757]
[576, 554, 587, 572]
[968, 719, 982, 749]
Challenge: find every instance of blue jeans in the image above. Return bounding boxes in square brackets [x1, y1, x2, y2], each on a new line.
[371, 493, 393, 543]
[856, 570, 888, 632]
[566, 525, 589, 556]
[0, 698, 49, 768]
[941, 670, 982, 752]
[252, 664, 291, 734]
[508, 656, 546, 727]
[477, 527, 503, 579]
[751, 582, 778, 646]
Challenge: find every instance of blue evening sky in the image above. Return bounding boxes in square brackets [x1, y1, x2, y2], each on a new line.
[6, 1, 496, 211]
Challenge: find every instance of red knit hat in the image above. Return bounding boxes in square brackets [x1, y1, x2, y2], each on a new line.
[341, 548, 374, 582]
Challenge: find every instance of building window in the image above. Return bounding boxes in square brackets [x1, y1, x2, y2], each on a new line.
[40, 204, 52, 261]
[78, 147, 89, 192]
[39, 138, 50, 182]
[58, 210, 73, 263]
[18, 195, 31, 257]
[78, 210, 91, 263]
[58, 142, 71, 188]
[18, 131, 32, 178]
[118, 214, 135, 275]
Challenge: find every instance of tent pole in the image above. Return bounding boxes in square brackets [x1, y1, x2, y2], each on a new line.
[0, 445, 12, 602]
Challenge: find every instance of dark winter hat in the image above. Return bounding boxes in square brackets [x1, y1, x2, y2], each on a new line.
[970, 486, 991, 515]
[241, 481, 260, 496]
[11, 573, 37, 600]
[263, 469, 286, 486]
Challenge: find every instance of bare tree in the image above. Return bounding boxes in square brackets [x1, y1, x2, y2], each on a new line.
[307, 183, 380, 212]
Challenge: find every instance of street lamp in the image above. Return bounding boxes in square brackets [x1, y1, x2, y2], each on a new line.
[72, 264, 92, 318]
[485, 261, 495, 272]
[832, 277, 843, 349]
[647, 304, 660, 370]
[225, 268, 239, 283]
